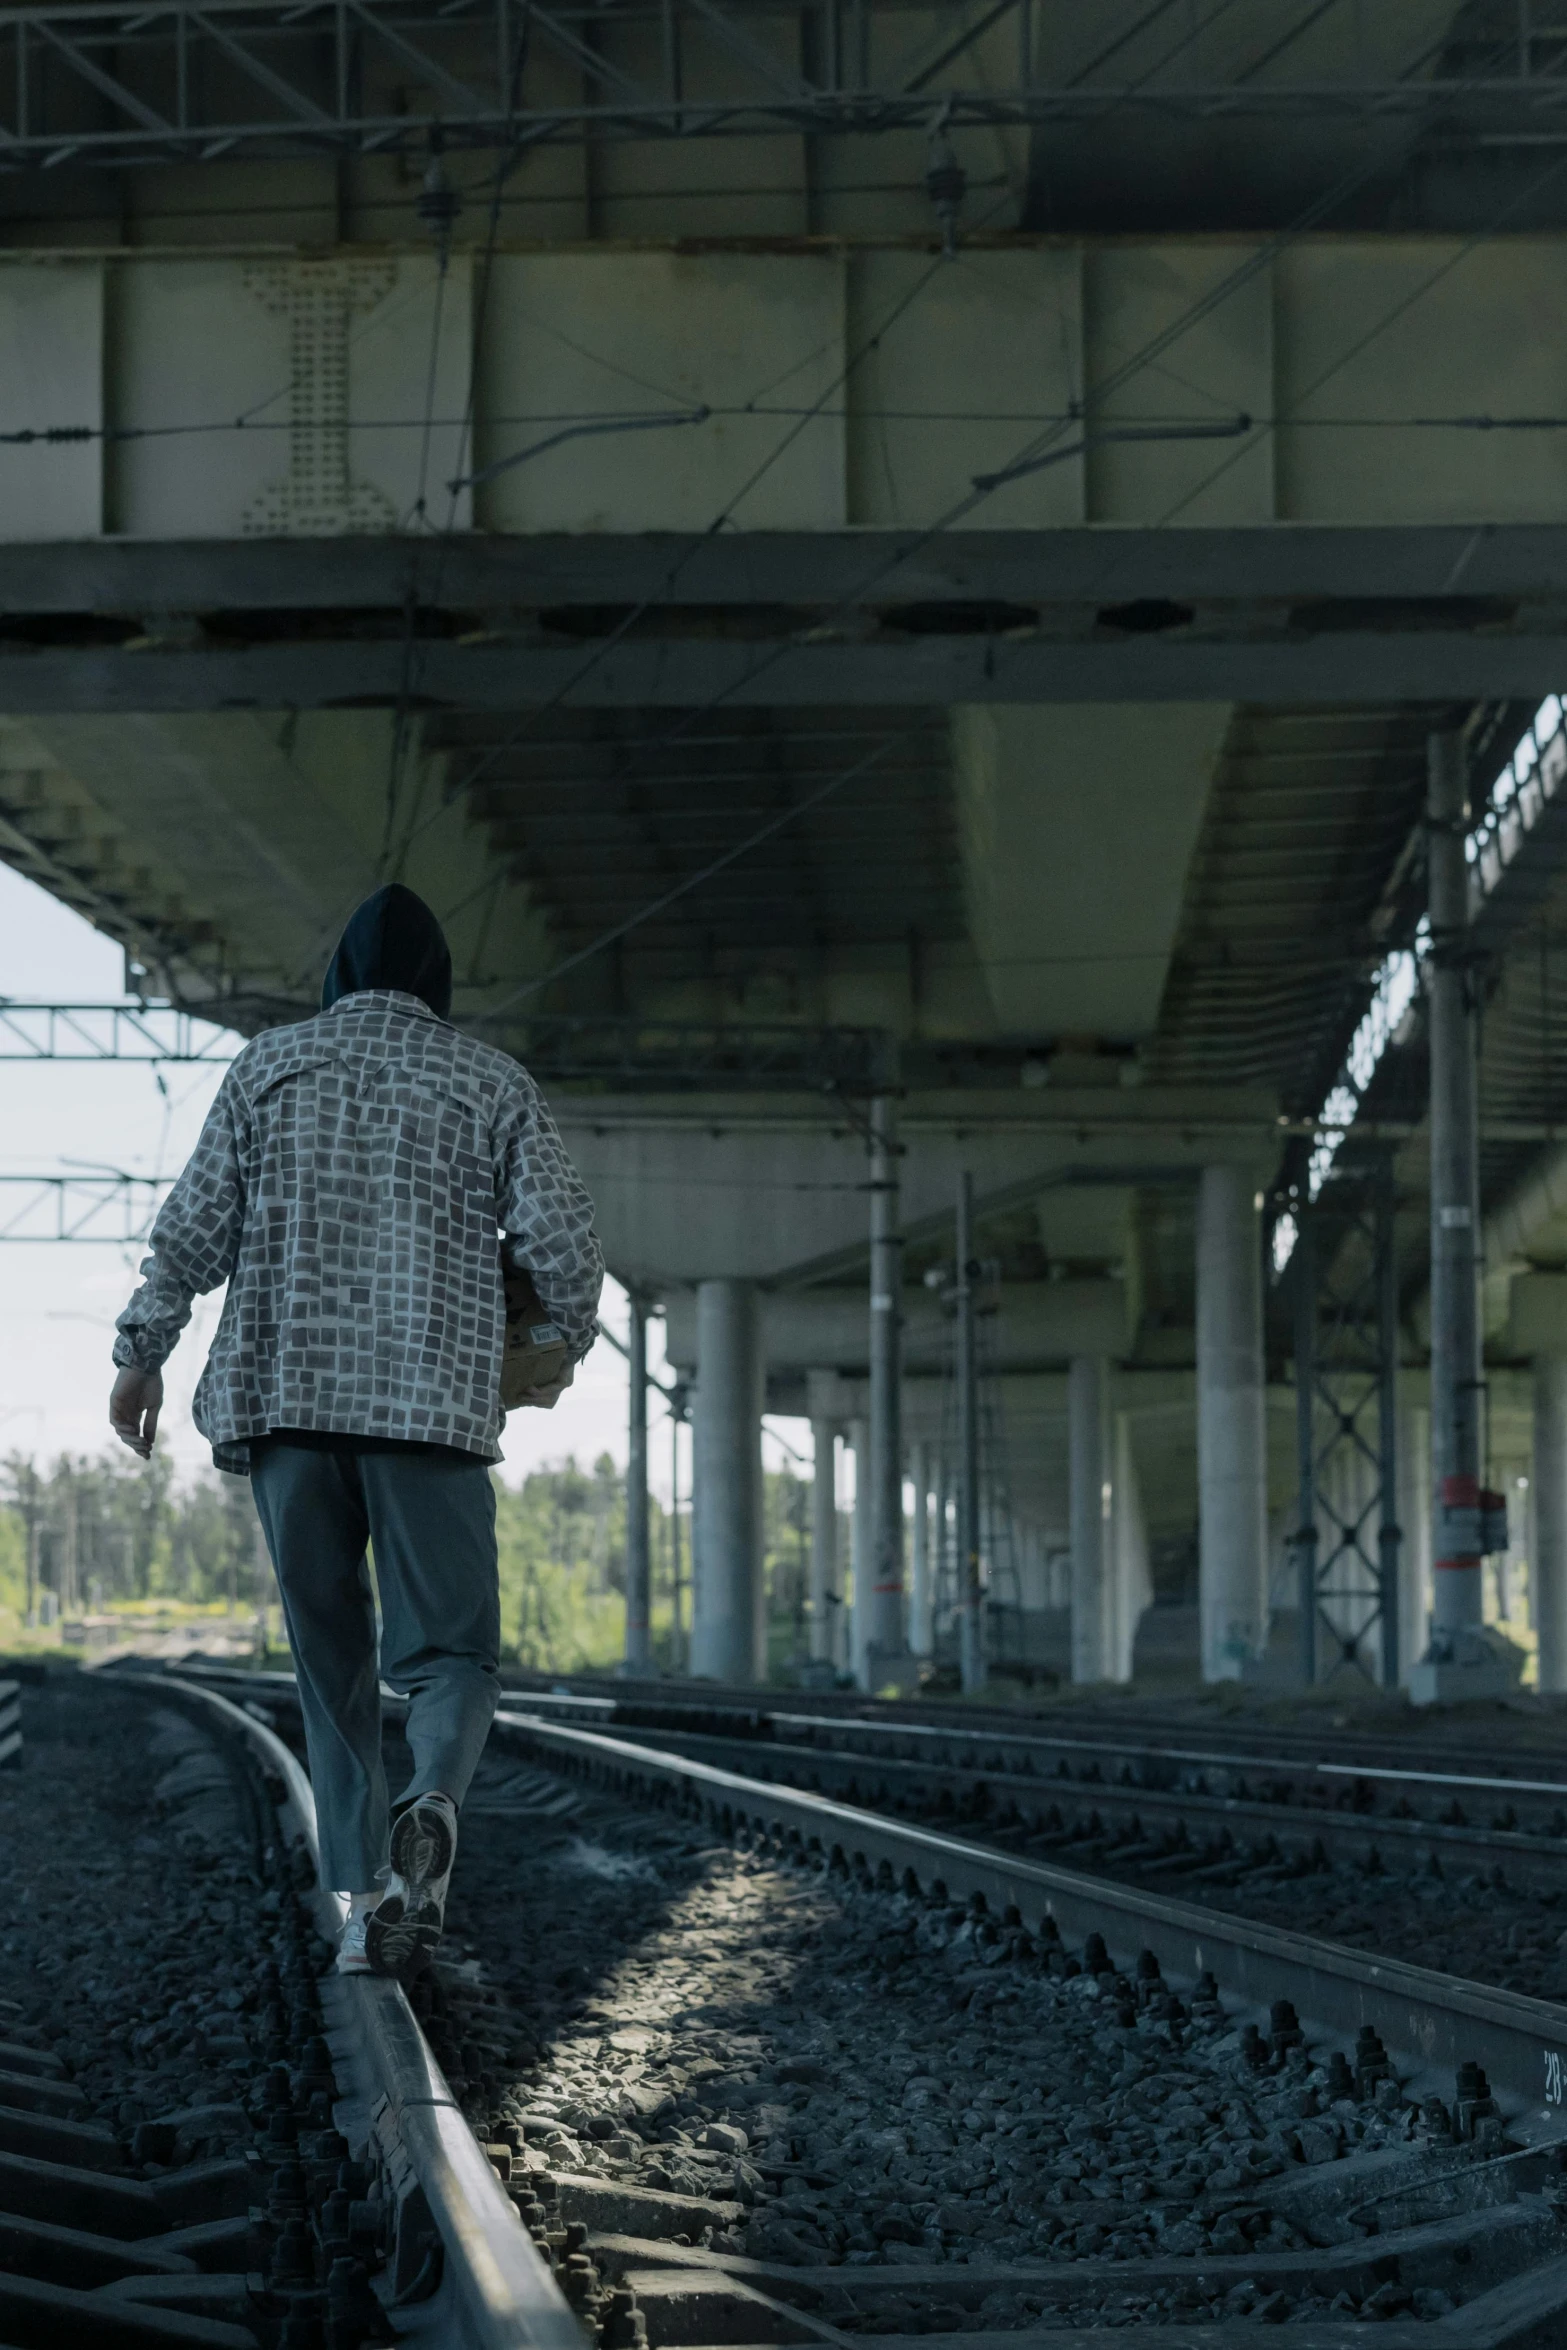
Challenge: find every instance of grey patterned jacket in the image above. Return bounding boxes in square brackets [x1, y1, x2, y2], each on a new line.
[113, 990, 604, 1473]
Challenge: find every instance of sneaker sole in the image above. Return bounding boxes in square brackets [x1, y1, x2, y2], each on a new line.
[389, 1800, 457, 1891]
[364, 1895, 442, 1983]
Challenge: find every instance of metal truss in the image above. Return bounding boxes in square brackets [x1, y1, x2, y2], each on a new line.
[0, 1173, 169, 1242]
[1288, 1149, 1401, 1691]
[0, 1002, 237, 1061]
[5, 2, 1567, 167]
[511, 1013, 885, 1095]
[0, 997, 885, 1093]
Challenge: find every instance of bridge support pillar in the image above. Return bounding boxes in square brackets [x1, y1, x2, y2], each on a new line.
[848, 1416, 869, 1686]
[1069, 1355, 1110, 1684]
[807, 1372, 841, 1670]
[691, 1279, 764, 1685]
[863, 1089, 906, 1687]
[624, 1291, 651, 1675]
[1197, 1163, 1269, 1681]
[1535, 1356, 1567, 1695]
[909, 1441, 934, 1659]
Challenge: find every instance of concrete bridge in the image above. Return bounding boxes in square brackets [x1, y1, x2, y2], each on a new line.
[6, 0, 1567, 1696]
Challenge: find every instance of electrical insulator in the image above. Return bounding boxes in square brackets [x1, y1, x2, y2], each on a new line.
[925, 132, 966, 259]
[416, 143, 462, 258]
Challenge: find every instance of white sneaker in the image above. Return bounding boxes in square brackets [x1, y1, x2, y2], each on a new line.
[366, 1793, 458, 1983]
[336, 1905, 376, 1976]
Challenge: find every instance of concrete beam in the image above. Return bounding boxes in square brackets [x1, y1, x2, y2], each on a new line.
[0, 706, 560, 1011]
[1488, 1153, 1567, 1285]
[953, 704, 1226, 1037]
[1506, 1272, 1567, 1357]
[6, 632, 1567, 709]
[557, 1089, 1278, 1286]
[664, 1279, 1133, 1375]
[8, 527, 1567, 614]
[16, 239, 1567, 544]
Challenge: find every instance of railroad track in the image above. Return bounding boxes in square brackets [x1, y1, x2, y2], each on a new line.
[124, 1654, 1567, 2340]
[497, 1671, 1567, 1797]
[0, 1665, 579, 2350]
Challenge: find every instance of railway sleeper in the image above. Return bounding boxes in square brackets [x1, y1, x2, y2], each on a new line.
[581, 2199, 1567, 2343]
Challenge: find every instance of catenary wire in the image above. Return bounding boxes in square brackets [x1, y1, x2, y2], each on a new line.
[453, 23, 1567, 1017]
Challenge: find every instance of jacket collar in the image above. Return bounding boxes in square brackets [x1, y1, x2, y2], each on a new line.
[323, 989, 446, 1028]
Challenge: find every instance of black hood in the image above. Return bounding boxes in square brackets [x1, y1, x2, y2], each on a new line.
[321, 884, 453, 1020]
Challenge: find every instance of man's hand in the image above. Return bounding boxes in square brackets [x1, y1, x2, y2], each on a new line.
[514, 1361, 575, 1412]
[110, 1367, 163, 1459]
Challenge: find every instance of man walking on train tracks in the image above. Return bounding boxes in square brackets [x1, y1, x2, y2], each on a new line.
[107, 883, 604, 1981]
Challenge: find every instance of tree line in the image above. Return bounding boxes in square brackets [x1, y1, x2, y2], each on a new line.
[0, 1449, 820, 1674]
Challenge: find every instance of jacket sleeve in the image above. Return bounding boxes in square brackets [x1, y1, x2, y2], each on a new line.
[495, 1076, 604, 1361]
[112, 1073, 250, 1375]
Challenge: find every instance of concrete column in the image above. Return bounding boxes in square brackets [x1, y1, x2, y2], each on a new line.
[1069, 1354, 1110, 1683]
[865, 1091, 905, 1678]
[909, 1442, 934, 1657]
[690, 1279, 764, 1684]
[1535, 1357, 1567, 1694]
[1111, 1412, 1151, 1683]
[956, 1171, 986, 1691]
[1397, 1404, 1432, 1685]
[624, 1293, 651, 1674]
[808, 1401, 838, 1666]
[934, 1452, 951, 1635]
[1196, 1163, 1269, 1680]
[1427, 728, 1485, 1649]
[848, 1416, 869, 1686]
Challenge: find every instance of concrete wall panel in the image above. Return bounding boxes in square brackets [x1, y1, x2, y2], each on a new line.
[1276, 240, 1567, 523]
[846, 248, 1083, 527]
[0, 264, 102, 540]
[474, 251, 845, 533]
[1084, 243, 1274, 525]
[109, 254, 471, 539]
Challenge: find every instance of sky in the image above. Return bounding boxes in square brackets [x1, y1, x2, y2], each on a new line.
[0, 858, 751, 1500]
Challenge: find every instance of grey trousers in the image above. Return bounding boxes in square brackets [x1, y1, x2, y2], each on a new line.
[250, 1438, 501, 1892]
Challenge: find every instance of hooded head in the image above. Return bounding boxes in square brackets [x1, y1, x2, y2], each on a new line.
[321, 884, 453, 1020]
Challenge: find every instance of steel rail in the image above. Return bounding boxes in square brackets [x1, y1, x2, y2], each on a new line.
[140, 1672, 580, 2350]
[150, 1656, 1567, 1854]
[491, 1708, 1567, 2140]
[498, 1680, 1567, 1809]
[493, 1714, 1567, 1891]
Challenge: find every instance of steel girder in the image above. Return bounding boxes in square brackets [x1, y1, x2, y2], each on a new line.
[6, 3, 1567, 166]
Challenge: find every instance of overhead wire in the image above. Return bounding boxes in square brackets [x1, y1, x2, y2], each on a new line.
[425, 16, 1358, 973]
[14, 404, 1567, 447]
[15, 4, 1540, 1048]
[452, 36, 1460, 1015]
[390, 0, 1250, 814]
[378, 7, 537, 886]
[413, 196, 1020, 854]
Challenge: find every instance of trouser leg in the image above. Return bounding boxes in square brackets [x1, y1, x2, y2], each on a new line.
[249, 1443, 387, 1892]
[359, 1449, 501, 1813]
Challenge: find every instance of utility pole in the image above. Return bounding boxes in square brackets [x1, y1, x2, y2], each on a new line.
[668, 1378, 689, 1672]
[625, 1290, 651, 1674]
[865, 1074, 906, 1686]
[1413, 730, 1520, 1700]
[807, 1376, 839, 1667]
[957, 1171, 986, 1692]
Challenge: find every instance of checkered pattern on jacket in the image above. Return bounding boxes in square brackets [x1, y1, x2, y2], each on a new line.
[113, 990, 603, 1472]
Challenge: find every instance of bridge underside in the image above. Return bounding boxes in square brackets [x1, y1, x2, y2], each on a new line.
[8, 24, 1567, 1684]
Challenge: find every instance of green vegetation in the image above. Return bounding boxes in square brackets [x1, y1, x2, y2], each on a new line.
[0, 1448, 824, 1680]
[496, 1452, 814, 1676]
[0, 1449, 258, 1636]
